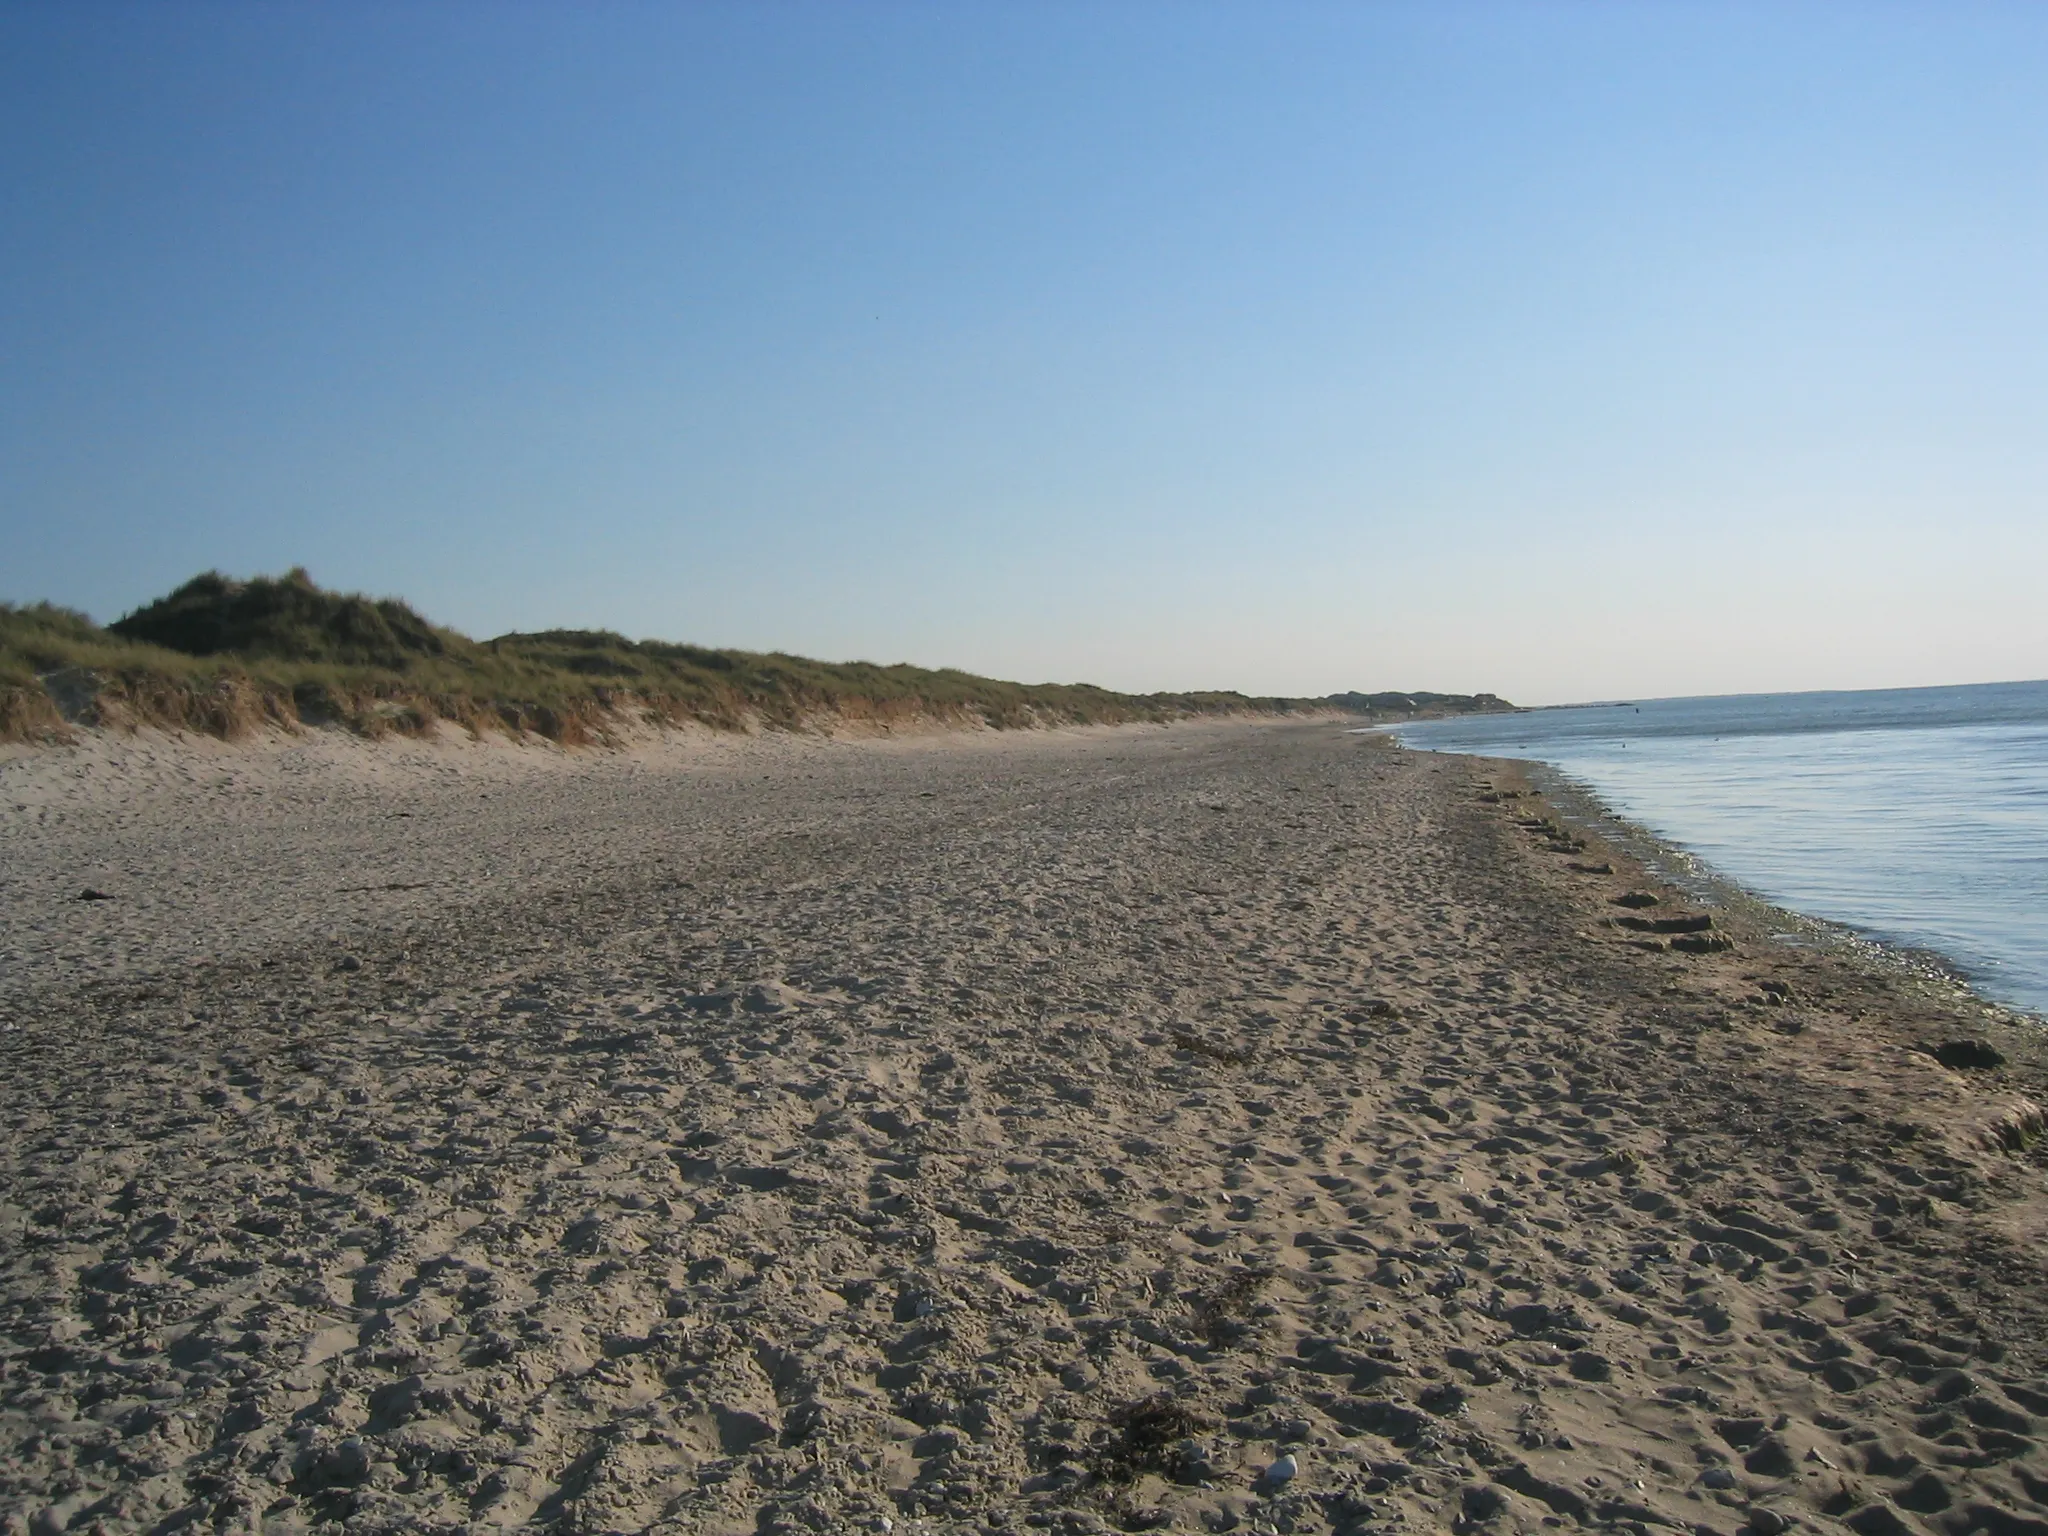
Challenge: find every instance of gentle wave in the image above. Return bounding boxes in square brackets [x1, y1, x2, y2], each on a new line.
[1391, 680, 2048, 1017]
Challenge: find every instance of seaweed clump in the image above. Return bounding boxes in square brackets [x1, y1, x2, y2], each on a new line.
[1086, 1394, 1216, 1483]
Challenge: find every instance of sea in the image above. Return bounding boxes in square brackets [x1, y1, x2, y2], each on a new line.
[1387, 680, 2048, 1018]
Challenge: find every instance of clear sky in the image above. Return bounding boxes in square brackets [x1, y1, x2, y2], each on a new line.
[4, 2, 2045, 706]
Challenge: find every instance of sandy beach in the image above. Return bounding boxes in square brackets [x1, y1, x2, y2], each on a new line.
[3, 717, 2046, 1536]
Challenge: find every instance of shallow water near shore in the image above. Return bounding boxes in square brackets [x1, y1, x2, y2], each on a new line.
[1392, 678, 2048, 1017]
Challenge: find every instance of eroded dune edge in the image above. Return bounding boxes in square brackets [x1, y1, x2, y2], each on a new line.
[2, 719, 2045, 1536]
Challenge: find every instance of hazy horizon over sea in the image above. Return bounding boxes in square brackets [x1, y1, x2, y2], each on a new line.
[1388, 679, 2048, 1017]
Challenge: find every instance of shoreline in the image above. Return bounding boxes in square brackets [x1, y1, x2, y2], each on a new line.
[1377, 680, 2048, 1030]
[1445, 748, 2048, 1161]
[4, 719, 2046, 1535]
[1377, 728, 2048, 1032]
[1512, 756, 2046, 1033]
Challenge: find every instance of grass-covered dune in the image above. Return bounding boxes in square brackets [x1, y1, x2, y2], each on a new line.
[1, 569, 1511, 744]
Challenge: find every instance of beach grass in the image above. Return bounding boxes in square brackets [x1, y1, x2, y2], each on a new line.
[4, 569, 1509, 744]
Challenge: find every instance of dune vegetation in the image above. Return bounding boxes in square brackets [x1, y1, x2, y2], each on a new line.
[0, 569, 1510, 744]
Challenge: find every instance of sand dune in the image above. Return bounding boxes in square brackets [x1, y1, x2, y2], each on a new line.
[2, 720, 2044, 1536]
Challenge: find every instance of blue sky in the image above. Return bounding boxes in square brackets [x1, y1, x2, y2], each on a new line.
[4, 2, 2045, 705]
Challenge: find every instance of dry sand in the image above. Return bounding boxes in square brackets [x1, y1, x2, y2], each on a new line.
[3, 718, 2046, 1536]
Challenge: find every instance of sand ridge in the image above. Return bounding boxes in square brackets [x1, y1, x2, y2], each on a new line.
[1, 719, 2045, 1536]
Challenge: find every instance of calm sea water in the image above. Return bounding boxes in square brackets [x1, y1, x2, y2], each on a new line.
[1390, 680, 2048, 1017]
